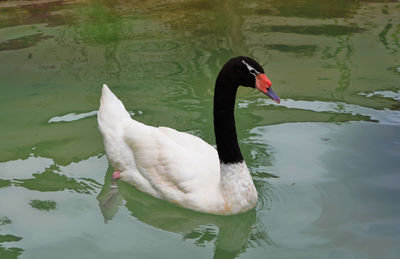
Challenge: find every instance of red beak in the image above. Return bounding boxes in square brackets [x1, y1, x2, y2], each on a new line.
[255, 74, 280, 104]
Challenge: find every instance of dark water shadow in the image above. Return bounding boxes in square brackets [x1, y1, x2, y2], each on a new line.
[0, 34, 53, 51]
[13, 164, 98, 194]
[254, 24, 365, 37]
[97, 167, 272, 259]
[266, 44, 318, 57]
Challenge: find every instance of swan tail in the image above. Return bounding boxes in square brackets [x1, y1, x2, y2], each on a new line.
[98, 84, 131, 132]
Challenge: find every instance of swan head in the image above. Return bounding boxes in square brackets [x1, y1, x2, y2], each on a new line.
[224, 56, 280, 104]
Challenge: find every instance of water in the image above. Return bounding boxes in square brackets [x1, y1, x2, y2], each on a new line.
[0, 0, 399, 258]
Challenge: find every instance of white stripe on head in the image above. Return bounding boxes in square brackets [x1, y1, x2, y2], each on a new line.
[242, 60, 260, 76]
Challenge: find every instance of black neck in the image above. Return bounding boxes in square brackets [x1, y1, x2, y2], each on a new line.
[213, 71, 243, 164]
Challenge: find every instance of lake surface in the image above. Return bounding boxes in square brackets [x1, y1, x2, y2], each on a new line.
[1, 0, 399, 258]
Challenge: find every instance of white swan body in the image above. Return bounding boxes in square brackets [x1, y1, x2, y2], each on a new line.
[98, 56, 281, 215]
[98, 84, 257, 215]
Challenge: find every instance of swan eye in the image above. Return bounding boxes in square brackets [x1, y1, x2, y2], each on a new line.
[249, 69, 256, 75]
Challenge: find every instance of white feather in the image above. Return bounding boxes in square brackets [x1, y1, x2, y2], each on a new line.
[98, 84, 257, 215]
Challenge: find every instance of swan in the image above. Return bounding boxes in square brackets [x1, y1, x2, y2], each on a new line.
[98, 56, 280, 215]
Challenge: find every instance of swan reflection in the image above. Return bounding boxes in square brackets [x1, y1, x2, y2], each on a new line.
[97, 168, 271, 259]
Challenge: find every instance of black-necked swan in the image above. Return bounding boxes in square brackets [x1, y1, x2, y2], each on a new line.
[98, 56, 280, 215]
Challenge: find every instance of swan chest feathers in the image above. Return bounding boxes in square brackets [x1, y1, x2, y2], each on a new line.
[218, 163, 258, 214]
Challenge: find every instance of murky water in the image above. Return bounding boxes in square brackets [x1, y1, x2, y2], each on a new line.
[1, 0, 399, 258]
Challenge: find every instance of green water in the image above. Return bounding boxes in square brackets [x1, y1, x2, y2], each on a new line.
[1, 0, 399, 258]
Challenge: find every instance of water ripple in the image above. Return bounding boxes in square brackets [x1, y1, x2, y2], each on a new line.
[238, 97, 400, 126]
[359, 90, 400, 102]
[48, 110, 98, 123]
[48, 110, 141, 123]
